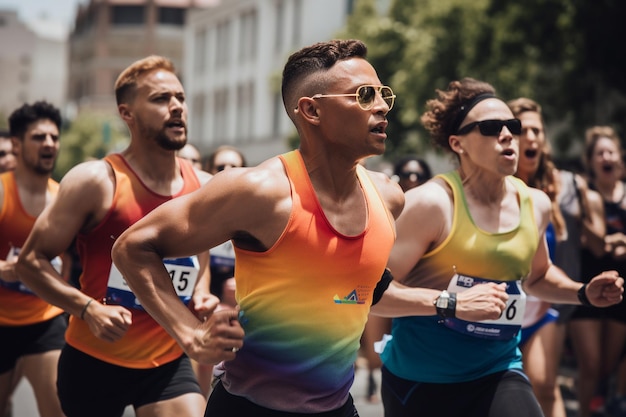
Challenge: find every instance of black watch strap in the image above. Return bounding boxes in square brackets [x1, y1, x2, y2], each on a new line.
[435, 291, 457, 319]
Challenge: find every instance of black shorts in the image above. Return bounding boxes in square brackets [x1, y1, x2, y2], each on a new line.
[0, 313, 67, 374]
[57, 345, 202, 417]
[206, 380, 359, 417]
[381, 367, 543, 417]
[570, 299, 626, 324]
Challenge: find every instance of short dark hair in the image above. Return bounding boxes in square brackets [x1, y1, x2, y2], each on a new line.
[281, 39, 368, 118]
[393, 155, 432, 180]
[9, 101, 62, 139]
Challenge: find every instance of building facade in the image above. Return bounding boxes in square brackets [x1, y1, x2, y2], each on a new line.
[184, 0, 355, 164]
[67, 0, 215, 116]
[0, 11, 68, 119]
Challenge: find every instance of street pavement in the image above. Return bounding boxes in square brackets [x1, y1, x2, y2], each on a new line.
[13, 358, 579, 417]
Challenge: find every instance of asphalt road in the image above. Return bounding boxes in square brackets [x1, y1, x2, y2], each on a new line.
[12, 359, 579, 417]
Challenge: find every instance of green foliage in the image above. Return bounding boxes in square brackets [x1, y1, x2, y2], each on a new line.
[340, 0, 626, 161]
[54, 113, 129, 180]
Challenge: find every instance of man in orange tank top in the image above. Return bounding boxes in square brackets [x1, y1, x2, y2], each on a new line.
[0, 130, 16, 173]
[16, 57, 244, 417]
[0, 101, 65, 417]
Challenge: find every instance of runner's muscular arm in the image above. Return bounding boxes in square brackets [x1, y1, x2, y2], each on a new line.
[16, 161, 133, 342]
[111, 159, 289, 363]
[371, 179, 507, 321]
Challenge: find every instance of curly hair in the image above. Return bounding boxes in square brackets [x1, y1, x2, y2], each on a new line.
[9, 101, 62, 139]
[421, 78, 496, 153]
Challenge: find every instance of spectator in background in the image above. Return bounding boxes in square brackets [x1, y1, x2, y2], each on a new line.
[392, 155, 432, 192]
[0, 101, 66, 417]
[194, 144, 247, 397]
[204, 145, 247, 308]
[0, 130, 16, 173]
[570, 126, 626, 417]
[178, 143, 203, 170]
[204, 145, 247, 175]
[509, 97, 605, 417]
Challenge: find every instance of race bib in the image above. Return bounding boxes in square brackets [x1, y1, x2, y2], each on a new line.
[106, 256, 199, 310]
[441, 273, 526, 340]
[210, 241, 235, 268]
[0, 246, 62, 295]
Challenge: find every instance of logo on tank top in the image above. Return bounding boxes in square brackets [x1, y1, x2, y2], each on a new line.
[333, 289, 366, 304]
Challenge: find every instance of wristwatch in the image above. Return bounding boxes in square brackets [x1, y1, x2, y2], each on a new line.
[434, 290, 457, 319]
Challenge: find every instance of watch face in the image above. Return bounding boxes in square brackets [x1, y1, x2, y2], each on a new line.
[436, 296, 449, 309]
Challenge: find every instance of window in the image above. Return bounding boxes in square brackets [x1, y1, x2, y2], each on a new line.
[194, 28, 207, 73]
[292, 0, 302, 46]
[159, 7, 185, 26]
[110, 6, 144, 25]
[274, 0, 284, 53]
[215, 21, 231, 69]
[238, 9, 258, 63]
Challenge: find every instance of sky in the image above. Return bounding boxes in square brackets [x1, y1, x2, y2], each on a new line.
[0, 0, 87, 27]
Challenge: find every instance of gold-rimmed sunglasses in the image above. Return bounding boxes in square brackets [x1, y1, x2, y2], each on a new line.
[312, 85, 395, 110]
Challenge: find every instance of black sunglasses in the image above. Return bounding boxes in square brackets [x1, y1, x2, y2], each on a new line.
[455, 119, 522, 136]
[398, 171, 427, 181]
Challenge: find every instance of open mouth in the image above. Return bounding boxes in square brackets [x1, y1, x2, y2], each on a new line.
[166, 120, 186, 129]
[524, 149, 538, 158]
[602, 164, 613, 173]
[370, 120, 387, 134]
[502, 148, 516, 157]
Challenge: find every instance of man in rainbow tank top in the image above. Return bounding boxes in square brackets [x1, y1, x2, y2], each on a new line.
[0, 101, 65, 417]
[16, 56, 244, 417]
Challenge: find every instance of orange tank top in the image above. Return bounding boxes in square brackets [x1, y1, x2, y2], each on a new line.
[64, 154, 201, 368]
[0, 172, 63, 326]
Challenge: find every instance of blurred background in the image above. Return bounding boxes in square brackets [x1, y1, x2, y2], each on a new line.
[0, 0, 624, 177]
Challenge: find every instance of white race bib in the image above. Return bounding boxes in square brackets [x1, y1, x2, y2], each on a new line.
[106, 256, 199, 310]
[0, 246, 62, 295]
[441, 273, 526, 340]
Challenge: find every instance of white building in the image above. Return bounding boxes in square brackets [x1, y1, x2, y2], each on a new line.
[0, 10, 68, 118]
[184, 0, 356, 164]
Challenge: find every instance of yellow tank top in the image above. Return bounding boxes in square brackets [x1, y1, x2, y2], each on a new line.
[402, 171, 539, 289]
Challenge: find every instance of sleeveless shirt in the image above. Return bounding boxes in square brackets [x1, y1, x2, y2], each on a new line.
[382, 171, 538, 383]
[0, 172, 64, 326]
[220, 150, 396, 412]
[64, 154, 201, 368]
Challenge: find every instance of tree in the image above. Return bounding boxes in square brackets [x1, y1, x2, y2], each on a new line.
[341, 0, 626, 161]
[54, 112, 128, 180]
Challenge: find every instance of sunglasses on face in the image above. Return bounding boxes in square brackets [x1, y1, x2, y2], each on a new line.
[216, 163, 241, 172]
[312, 85, 396, 110]
[398, 171, 427, 181]
[455, 119, 522, 136]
